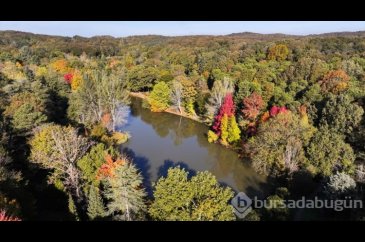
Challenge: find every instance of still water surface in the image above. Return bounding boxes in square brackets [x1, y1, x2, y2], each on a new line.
[121, 97, 267, 197]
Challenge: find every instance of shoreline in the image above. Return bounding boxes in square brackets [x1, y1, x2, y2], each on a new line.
[129, 91, 242, 154]
[129, 91, 204, 124]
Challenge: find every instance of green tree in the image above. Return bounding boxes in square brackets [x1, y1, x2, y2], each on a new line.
[180, 76, 198, 115]
[127, 65, 158, 92]
[207, 130, 219, 143]
[0, 145, 22, 187]
[267, 44, 289, 61]
[301, 83, 323, 104]
[68, 70, 129, 131]
[0, 72, 11, 90]
[341, 59, 363, 78]
[68, 194, 79, 220]
[227, 116, 241, 143]
[149, 167, 235, 221]
[30, 124, 92, 213]
[87, 186, 106, 220]
[261, 187, 290, 221]
[77, 143, 118, 190]
[319, 94, 364, 136]
[12, 103, 47, 131]
[4, 90, 49, 131]
[306, 128, 355, 177]
[195, 92, 208, 116]
[248, 112, 315, 176]
[235, 79, 262, 107]
[148, 82, 171, 112]
[286, 57, 328, 84]
[102, 161, 146, 221]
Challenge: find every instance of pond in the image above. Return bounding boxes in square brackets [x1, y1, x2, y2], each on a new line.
[121, 97, 268, 198]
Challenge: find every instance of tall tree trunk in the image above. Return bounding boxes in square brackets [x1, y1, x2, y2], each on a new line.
[125, 203, 130, 221]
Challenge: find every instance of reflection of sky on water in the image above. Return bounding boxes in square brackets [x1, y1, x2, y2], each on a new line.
[114, 105, 131, 132]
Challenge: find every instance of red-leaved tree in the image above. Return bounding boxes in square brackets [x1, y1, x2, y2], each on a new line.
[212, 93, 235, 136]
[242, 92, 264, 121]
[269, 106, 288, 117]
[64, 73, 73, 85]
[0, 210, 21, 221]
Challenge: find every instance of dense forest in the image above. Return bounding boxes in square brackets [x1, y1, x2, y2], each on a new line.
[0, 30, 365, 221]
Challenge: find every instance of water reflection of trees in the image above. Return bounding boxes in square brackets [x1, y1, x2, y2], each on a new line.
[157, 160, 197, 179]
[195, 124, 267, 194]
[130, 98, 267, 195]
[129, 97, 142, 117]
[137, 101, 204, 142]
[121, 147, 153, 197]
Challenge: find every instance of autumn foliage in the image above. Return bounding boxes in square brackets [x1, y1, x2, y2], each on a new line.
[70, 70, 83, 91]
[211, 93, 240, 145]
[51, 59, 69, 73]
[0, 210, 21, 221]
[64, 70, 83, 90]
[101, 112, 112, 129]
[108, 58, 123, 69]
[212, 93, 235, 136]
[260, 111, 271, 123]
[64, 73, 73, 84]
[267, 44, 289, 61]
[258, 106, 288, 126]
[269, 106, 288, 117]
[96, 154, 127, 180]
[4, 92, 46, 117]
[319, 70, 350, 94]
[242, 92, 264, 121]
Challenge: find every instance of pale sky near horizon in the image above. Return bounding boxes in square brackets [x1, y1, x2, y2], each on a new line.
[0, 21, 365, 37]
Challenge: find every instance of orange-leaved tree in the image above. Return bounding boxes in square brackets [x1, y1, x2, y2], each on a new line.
[242, 92, 264, 121]
[51, 59, 69, 73]
[319, 69, 350, 94]
[96, 154, 127, 180]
